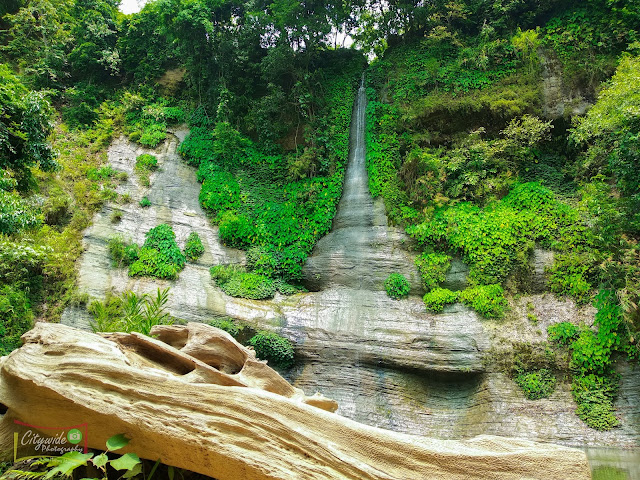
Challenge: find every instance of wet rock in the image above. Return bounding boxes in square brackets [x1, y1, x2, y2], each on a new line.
[302, 83, 422, 295]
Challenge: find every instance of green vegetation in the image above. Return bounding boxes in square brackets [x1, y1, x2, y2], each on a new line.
[248, 331, 295, 369]
[459, 284, 508, 319]
[515, 369, 556, 400]
[415, 253, 451, 291]
[184, 231, 205, 261]
[210, 265, 276, 300]
[4, 434, 149, 480]
[139, 196, 151, 208]
[547, 322, 579, 346]
[384, 273, 410, 300]
[128, 224, 186, 280]
[423, 288, 459, 313]
[0, 285, 33, 356]
[134, 153, 158, 186]
[547, 290, 629, 430]
[0, 0, 639, 436]
[89, 288, 173, 335]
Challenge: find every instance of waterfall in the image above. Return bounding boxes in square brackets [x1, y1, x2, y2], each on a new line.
[302, 75, 422, 294]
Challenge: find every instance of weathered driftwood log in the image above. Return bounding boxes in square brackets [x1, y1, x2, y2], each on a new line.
[0, 323, 591, 480]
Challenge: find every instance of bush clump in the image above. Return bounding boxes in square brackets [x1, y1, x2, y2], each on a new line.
[459, 284, 508, 318]
[0, 285, 34, 356]
[415, 252, 451, 290]
[572, 373, 619, 430]
[547, 322, 579, 345]
[210, 265, 276, 300]
[423, 287, 459, 312]
[248, 331, 295, 368]
[515, 368, 556, 400]
[107, 235, 140, 268]
[384, 273, 411, 299]
[129, 224, 185, 279]
[184, 231, 205, 261]
[134, 154, 158, 187]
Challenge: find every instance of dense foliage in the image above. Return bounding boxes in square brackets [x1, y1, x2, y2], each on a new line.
[121, 224, 187, 280]
[384, 273, 410, 299]
[248, 330, 295, 369]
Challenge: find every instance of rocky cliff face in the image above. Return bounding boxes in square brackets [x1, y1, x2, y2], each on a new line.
[62, 123, 639, 453]
[0, 323, 593, 480]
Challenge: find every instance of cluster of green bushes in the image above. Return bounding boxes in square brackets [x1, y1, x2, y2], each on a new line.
[547, 290, 632, 430]
[208, 318, 295, 369]
[134, 154, 158, 187]
[108, 226, 205, 280]
[384, 273, 410, 299]
[210, 265, 304, 300]
[422, 284, 507, 318]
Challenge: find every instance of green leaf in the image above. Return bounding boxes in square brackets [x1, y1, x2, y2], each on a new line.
[45, 452, 94, 478]
[92, 453, 109, 468]
[122, 462, 143, 478]
[168, 465, 175, 480]
[109, 452, 141, 471]
[106, 433, 130, 451]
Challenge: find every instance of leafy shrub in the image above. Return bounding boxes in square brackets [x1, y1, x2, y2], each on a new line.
[547, 322, 579, 345]
[423, 288, 459, 312]
[408, 183, 578, 286]
[184, 231, 205, 261]
[210, 265, 276, 300]
[0, 285, 33, 356]
[248, 331, 295, 368]
[515, 369, 556, 400]
[459, 284, 508, 318]
[273, 279, 307, 296]
[139, 196, 151, 208]
[208, 318, 241, 338]
[415, 252, 451, 290]
[0, 190, 42, 234]
[134, 154, 158, 186]
[572, 373, 619, 430]
[218, 212, 254, 249]
[89, 288, 173, 335]
[384, 273, 411, 299]
[129, 224, 185, 280]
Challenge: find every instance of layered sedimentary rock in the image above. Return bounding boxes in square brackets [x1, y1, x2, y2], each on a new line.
[60, 131, 640, 450]
[0, 323, 592, 480]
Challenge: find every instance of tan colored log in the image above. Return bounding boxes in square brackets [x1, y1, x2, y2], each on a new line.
[0, 323, 591, 480]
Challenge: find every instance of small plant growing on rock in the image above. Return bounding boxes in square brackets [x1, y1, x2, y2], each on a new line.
[110, 209, 123, 223]
[384, 273, 410, 299]
[184, 231, 205, 261]
[515, 368, 556, 400]
[547, 321, 579, 345]
[423, 287, 459, 312]
[415, 253, 451, 290]
[139, 196, 151, 208]
[135, 153, 158, 186]
[210, 265, 276, 300]
[248, 330, 295, 368]
[459, 284, 508, 318]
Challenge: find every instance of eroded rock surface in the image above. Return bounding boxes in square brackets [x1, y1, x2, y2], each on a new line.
[0, 323, 592, 480]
